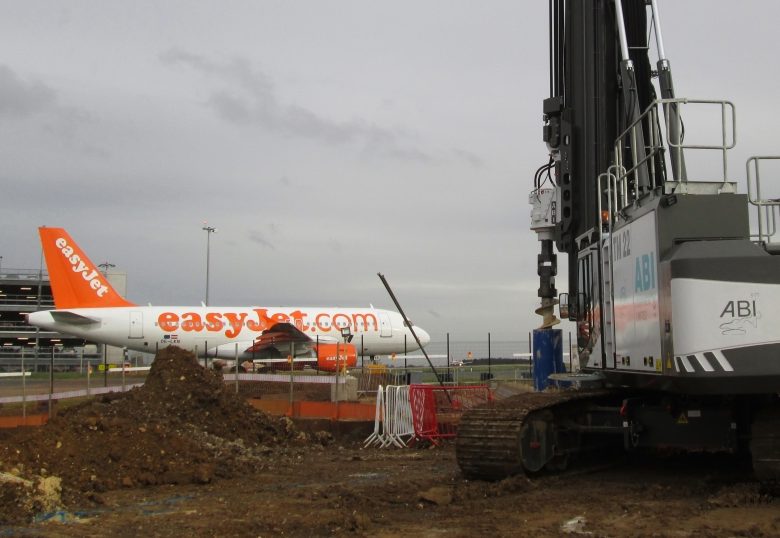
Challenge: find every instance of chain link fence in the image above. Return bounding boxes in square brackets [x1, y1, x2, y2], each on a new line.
[0, 335, 577, 420]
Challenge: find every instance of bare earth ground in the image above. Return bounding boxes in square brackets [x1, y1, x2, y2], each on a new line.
[0, 348, 777, 537]
[7, 447, 780, 537]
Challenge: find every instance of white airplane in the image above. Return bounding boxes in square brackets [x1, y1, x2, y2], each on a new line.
[27, 227, 430, 371]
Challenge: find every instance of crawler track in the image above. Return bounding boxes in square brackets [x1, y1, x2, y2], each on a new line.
[456, 390, 611, 480]
[751, 403, 780, 483]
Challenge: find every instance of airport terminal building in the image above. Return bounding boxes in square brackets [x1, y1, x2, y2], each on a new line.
[0, 266, 128, 364]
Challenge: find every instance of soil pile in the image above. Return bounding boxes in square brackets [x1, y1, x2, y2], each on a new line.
[0, 346, 314, 522]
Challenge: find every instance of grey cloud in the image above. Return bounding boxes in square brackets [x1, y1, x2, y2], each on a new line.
[453, 148, 484, 168]
[79, 144, 110, 160]
[42, 104, 95, 139]
[247, 230, 276, 250]
[207, 92, 255, 125]
[159, 49, 433, 162]
[0, 65, 99, 155]
[160, 50, 274, 96]
[0, 65, 56, 119]
[382, 146, 434, 164]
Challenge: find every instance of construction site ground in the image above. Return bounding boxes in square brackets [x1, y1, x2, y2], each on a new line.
[0, 348, 776, 537]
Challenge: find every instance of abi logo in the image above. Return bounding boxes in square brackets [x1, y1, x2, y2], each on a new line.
[635, 252, 656, 292]
[719, 296, 759, 335]
[720, 300, 757, 318]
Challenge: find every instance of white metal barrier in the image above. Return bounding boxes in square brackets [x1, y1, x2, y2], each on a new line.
[0, 371, 345, 405]
[0, 384, 144, 404]
[364, 385, 415, 448]
[364, 384, 385, 447]
[222, 373, 345, 384]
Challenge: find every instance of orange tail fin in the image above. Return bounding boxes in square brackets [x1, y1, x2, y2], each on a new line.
[39, 227, 135, 309]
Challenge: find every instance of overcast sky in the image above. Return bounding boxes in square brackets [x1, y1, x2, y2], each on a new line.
[3, 1, 780, 341]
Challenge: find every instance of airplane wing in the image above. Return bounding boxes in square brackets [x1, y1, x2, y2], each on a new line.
[245, 323, 337, 353]
[260, 322, 312, 342]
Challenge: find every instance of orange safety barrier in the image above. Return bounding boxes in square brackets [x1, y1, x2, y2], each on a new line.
[408, 384, 492, 443]
[248, 399, 290, 416]
[297, 401, 376, 421]
[248, 398, 376, 421]
[0, 414, 49, 428]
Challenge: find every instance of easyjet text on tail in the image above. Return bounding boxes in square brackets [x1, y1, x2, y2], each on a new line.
[39, 227, 135, 309]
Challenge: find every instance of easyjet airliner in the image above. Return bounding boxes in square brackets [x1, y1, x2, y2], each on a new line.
[26, 227, 430, 371]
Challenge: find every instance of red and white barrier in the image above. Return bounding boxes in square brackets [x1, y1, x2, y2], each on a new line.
[408, 384, 492, 444]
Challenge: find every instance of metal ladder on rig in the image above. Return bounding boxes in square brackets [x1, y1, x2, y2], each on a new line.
[597, 170, 620, 370]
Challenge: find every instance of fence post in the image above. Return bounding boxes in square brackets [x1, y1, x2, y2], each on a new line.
[288, 342, 294, 416]
[234, 343, 239, 394]
[488, 332, 492, 378]
[48, 347, 54, 418]
[335, 341, 340, 419]
[21, 346, 26, 419]
[446, 333, 450, 371]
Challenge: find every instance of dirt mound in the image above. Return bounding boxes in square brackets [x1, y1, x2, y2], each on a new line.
[0, 472, 61, 526]
[0, 347, 313, 521]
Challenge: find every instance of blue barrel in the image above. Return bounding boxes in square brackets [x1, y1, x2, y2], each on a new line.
[532, 328, 564, 391]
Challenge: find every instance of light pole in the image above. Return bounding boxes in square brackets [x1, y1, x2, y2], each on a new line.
[202, 223, 217, 306]
[97, 263, 114, 386]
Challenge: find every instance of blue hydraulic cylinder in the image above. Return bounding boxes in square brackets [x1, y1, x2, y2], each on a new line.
[532, 328, 564, 391]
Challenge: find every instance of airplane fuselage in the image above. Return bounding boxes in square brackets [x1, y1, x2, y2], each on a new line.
[28, 306, 429, 359]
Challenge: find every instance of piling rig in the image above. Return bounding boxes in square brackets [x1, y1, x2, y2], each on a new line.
[456, 0, 780, 481]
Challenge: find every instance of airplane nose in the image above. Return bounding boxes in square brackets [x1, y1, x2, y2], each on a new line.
[414, 327, 430, 347]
